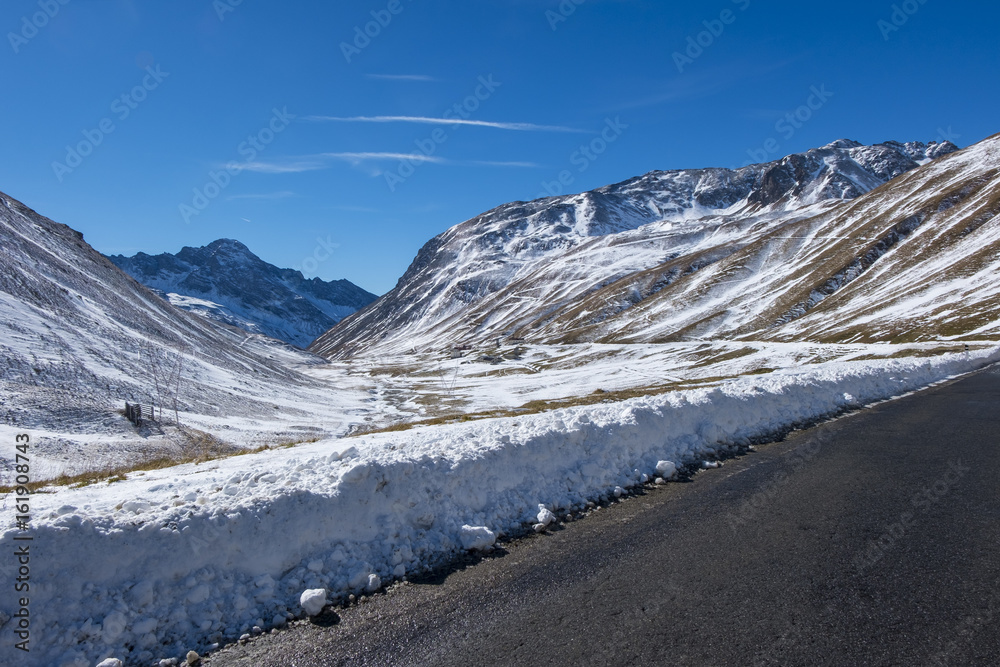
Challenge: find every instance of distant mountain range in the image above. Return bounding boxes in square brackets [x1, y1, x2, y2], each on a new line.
[310, 137, 1000, 357]
[107, 239, 378, 348]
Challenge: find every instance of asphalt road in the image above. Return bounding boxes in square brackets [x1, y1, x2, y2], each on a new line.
[208, 365, 1000, 667]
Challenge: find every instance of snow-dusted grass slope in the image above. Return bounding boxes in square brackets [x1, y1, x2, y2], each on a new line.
[2, 349, 998, 666]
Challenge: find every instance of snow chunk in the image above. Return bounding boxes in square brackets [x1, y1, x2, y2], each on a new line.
[655, 460, 678, 479]
[536, 506, 556, 526]
[102, 611, 128, 643]
[97, 659, 123, 667]
[348, 568, 372, 590]
[299, 589, 328, 616]
[121, 499, 151, 514]
[186, 585, 210, 604]
[459, 525, 496, 551]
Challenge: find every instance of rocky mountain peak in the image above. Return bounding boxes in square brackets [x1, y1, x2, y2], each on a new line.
[108, 241, 378, 348]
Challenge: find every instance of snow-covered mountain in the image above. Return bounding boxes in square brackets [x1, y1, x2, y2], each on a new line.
[108, 239, 377, 348]
[311, 138, 987, 357]
[0, 194, 361, 475]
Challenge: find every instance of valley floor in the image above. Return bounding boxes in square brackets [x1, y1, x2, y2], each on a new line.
[0, 340, 995, 487]
[313, 339, 993, 432]
[9, 339, 994, 483]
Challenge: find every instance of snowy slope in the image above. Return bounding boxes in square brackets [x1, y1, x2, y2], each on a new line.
[108, 239, 378, 348]
[571, 135, 1000, 345]
[311, 139, 960, 357]
[0, 194, 365, 476]
[2, 347, 997, 667]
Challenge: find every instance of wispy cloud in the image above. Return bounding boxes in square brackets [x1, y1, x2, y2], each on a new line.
[241, 153, 441, 174]
[227, 190, 298, 201]
[366, 74, 439, 82]
[304, 115, 584, 133]
[239, 152, 539, 175]
[323, 151, 445, 164]
[242, 158, 328, 174]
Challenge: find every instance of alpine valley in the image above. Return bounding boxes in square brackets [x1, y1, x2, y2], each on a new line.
[2, 135, 999, 667]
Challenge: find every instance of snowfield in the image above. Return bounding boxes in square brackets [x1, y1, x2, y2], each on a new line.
[2, 347, 997, 666]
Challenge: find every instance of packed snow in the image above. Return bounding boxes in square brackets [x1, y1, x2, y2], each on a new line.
[1, 347, 997, 666]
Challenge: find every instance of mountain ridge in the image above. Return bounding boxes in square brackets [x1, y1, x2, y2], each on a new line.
[310, 138, 967, 358]
[108, 239, 378, 348]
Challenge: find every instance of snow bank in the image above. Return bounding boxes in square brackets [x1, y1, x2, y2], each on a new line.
[1, 349, 997, 666]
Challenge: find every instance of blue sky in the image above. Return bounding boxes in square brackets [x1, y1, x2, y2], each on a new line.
[2, 0, 997, 295]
